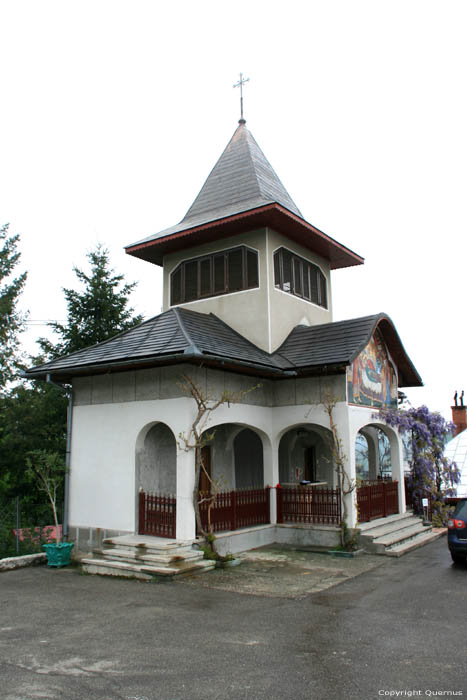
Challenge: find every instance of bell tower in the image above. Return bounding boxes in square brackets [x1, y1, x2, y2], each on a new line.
[126, 120, 364, 352]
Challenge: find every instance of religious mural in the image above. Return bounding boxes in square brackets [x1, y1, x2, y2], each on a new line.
[347, 329, 398, 408]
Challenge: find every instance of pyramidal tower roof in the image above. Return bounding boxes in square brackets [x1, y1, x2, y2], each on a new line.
[126, 121, 364, 270]
[182, 120, 302, 223]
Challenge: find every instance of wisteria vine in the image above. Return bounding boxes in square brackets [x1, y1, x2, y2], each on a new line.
[378, 405, 460, 525]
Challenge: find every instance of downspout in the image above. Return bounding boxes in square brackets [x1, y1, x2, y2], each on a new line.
[46, 373, 72, 541]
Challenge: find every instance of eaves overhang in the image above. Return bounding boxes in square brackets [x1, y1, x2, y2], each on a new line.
[23, 349, 296, 384]
[125, 203, 364, 270]
[272, 313, 423, 389]
[371, 315, 423, 389]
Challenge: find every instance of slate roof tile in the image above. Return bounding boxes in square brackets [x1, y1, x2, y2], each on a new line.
[274, 316, 380, 368]
[126, 122, 302, 249]
[24, 309, 422, 388]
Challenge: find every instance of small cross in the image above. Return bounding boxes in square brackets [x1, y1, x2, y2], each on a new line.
[233, 73, 250, 122]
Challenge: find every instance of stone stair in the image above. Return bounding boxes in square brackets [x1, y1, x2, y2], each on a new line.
[358, 512, 445, 556]
[81, 534, 215, 580]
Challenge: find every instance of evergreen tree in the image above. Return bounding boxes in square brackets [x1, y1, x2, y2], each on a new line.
[0, 224, 27, 392]
[0, 380, 67, 500]
[39, 245, 143, 359]
[0, 245, 142, 504]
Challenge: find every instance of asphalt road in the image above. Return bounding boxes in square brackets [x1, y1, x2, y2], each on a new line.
[1, 538, 466, 700]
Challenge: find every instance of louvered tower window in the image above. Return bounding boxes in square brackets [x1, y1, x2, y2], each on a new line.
[273, 247, 327, 308]
[170, 246, 259, 306]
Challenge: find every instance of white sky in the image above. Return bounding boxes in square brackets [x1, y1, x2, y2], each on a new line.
[1, 0, 466, 419]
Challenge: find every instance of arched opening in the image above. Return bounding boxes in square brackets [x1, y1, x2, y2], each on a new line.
[234, 428, 264, 489]
[135, 422, 177, 538]
[275, 424, 341, 527]
[278, 424, 334, 486]
[357, 426, 392, 482]
[196, 422, 270, 533]
[356, 432, 369, 480]
[355, 422, 404, 523]
[199, 423, 267, 492]
[136, 422, 177, 494]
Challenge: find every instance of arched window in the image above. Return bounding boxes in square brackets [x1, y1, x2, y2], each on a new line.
[170, 245, 259, 305]
[273, 247, 327, 308]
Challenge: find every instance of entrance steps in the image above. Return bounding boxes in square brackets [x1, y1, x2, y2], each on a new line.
[81, 535, 215, 580]
[358, 512, 444, 556]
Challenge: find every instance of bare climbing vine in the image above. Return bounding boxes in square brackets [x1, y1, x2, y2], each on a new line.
[322, 394, 358, 549]
[177, 374, 259, 555]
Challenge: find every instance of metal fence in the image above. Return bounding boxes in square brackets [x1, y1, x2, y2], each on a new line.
[0, 498, 61, 559]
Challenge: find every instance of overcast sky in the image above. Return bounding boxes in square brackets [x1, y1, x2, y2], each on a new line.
[1, 0, 466, 419]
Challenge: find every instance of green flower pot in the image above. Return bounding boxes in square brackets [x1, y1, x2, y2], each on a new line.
[42, 542, 74, 568]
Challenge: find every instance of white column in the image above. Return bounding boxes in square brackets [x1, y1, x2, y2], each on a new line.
[335, 404, 358, 529]
[388, 430, 406, 515]
[175, 448, 197, 541]
[361, 427, 380, 480]
[264, 436, 279, 523]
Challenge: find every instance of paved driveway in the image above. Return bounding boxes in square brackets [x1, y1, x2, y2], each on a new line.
[1, 539, 466, 700]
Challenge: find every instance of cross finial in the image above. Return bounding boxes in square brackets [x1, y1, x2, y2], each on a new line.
[233, 72, 250, 124]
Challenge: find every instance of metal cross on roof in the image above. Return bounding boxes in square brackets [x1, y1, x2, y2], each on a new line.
[233, 73, 250, 123]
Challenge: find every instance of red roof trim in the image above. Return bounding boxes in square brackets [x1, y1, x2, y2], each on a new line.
[125, 204, 364, 269]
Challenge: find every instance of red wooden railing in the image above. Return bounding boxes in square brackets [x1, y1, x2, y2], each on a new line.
[357, 480, 399, 522]
[276, 486, 341, 526]
[138, 491, 176, 538]
[199, 487, 271, 533]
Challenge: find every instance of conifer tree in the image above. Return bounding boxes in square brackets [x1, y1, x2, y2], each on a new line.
[40, 245, 143, 359]
[0, 224, 27, 393]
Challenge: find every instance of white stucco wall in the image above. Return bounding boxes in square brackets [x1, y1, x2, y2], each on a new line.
[69, 397, 192, 533]
[69, 367, 402, 540]
[162, 229, 270, 351]
[266, 228, 332, 351]
[69, 386, 279, 541]
[160, 226, 333, 353]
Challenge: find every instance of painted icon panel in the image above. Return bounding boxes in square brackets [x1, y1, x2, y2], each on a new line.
[347, 329, 397, 408]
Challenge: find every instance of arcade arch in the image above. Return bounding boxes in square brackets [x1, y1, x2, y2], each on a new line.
[135, 422, 177, 494]
[200, 422, 267, 491]
[278, 424, 334, 487]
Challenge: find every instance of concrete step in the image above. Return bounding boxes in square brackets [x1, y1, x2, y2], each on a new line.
[358, 515, 421, 539]
[358, 513, 439, 556]
[80, 533, 217, 579]
[385, 529, 446, 557]
[358, 512, 416, 534]
[92, 546, 204, 566]
[102, 535, 194, 554]
[81, 556, 215, 580]
[369, 522, 429, 553]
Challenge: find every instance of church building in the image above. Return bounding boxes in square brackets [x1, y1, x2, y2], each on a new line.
[26, 117, 424, 575]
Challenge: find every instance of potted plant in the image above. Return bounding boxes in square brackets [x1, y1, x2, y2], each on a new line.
[26, 450, 74, 567]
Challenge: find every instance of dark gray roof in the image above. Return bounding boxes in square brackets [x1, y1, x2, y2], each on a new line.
[24, 310, 422, 387]
[126, 121, 302, 249]
[274, 314, 422, 387]
[25, 308, 290, 379]
[274, 315, 381, 368]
